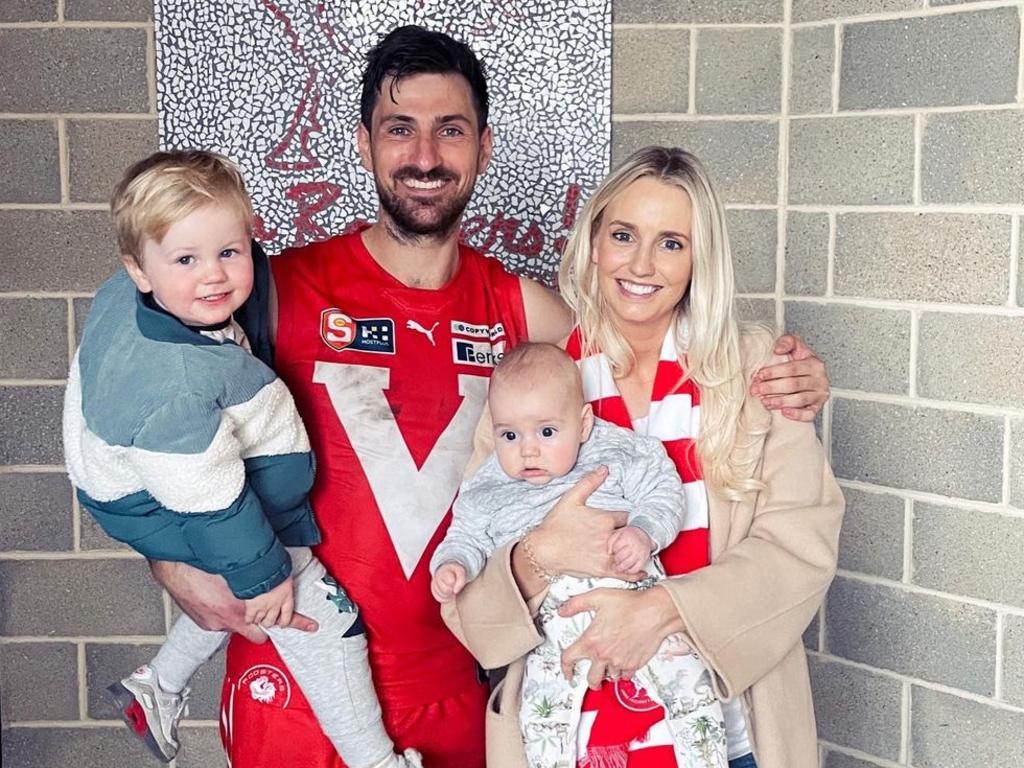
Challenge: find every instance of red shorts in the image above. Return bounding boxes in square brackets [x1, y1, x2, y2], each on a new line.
[219, 639, 488, 768]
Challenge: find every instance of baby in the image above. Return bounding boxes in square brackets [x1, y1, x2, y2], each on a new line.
[430, 342, 726, 768]
[63, 150, 419, 768]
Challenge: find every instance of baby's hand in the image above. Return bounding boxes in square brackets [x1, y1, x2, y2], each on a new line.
[244, 576, 295, 628]
[608, 526, 653, 575]
[431, 563, 468, 603]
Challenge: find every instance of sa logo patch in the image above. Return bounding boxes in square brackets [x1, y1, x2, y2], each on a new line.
[320, 309, 395, 354]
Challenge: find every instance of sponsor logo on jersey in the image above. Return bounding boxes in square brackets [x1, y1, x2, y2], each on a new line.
[452, 338, 506, 368]
[613, 678, 660, 712]
[450, 320, 505, 341]
[321, 309, 395, 354]
[237, 664, 292, 709]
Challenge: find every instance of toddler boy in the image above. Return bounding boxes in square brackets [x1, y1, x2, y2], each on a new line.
[63, 150, 420, 768]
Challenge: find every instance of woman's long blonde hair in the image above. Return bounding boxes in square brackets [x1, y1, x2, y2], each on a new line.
[558, 146, 767, 500]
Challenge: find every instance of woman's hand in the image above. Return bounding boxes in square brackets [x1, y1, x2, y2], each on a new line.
[751, 333, 830, 422]
[559, 585, 685, 690]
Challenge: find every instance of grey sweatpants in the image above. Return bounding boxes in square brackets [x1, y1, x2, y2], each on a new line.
[150, 547, 394, 768]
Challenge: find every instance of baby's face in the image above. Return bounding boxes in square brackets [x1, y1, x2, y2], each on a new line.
[124, 203, 253, 327]
[489, 377, 592, 485]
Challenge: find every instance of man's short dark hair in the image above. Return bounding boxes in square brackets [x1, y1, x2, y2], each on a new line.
[360, 25, 489, 133]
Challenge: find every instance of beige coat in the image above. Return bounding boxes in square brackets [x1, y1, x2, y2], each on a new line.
[442, 331, 845, 768]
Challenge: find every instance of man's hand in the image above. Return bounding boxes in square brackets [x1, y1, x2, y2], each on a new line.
[149, 560, 317, 643]
[750, 333, 830, 422]
[245, 576, 295, 628]
[431, 562, 468, 603]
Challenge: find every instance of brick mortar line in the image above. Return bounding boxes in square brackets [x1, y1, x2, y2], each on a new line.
[790, 0, 1022, 28]
[995, 612, 1006, 700]
[826, 212, 836, 296]
[0, 113, 154, 120]
[0, 465, 66, 473]
[787, 202, 1024, 214]
[3, 719, 219, 728]
[818, 740, 903, 768]
[1018, 3, 1024, 103]
[687, 28, 697, 115]
[0, 636, 166, 644]
[823, 741, 905, 768]
[835, 568, 1024, 616]
[57, 118, 69, 204]
[912, 114, 923, 205]
[613, 23, 784, 31]
[899, 680, 911, 764]
[613, 102, 1024, 120]
[837, 478, 1024, 516]
[56, 0, 64, 22]
[146, 23, 157, 116]
[774, 0, 792, 333]
[808, 650, 1024, 713]
[1009, 215, 1020, 307]
[908, 310, 919, 397]
[1003, 417, 1013, 506]
[833, 388, 1024, 418]
[902, 499, 913, 584]
[0, 551, 141, 560]
[831, 23, 842, 113]
[77, 642, 87, 719]
[0, 21, 153, 29]
[0, 203, 109, 211]
[0, 292, 94, 298]
[0, 379, 66, 386]
[724, 203, 779, 210]
[784, 294, 1024, 316]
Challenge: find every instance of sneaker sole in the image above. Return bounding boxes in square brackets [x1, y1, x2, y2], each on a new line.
[107, 681, 175, 763]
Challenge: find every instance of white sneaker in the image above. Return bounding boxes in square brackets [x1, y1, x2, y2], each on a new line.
[396, 748, 424, 768]
[107, 664, 189, 762]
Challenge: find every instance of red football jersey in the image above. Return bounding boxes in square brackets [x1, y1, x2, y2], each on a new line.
[222, 230, 527, 763]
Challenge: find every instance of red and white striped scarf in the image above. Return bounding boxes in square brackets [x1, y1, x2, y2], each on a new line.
[565, 323, 711, 768]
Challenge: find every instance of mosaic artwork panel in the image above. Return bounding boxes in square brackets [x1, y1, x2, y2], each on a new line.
[155, 0, 611, 283]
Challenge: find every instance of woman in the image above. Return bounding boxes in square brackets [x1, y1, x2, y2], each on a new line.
[443, 147, 843, 768]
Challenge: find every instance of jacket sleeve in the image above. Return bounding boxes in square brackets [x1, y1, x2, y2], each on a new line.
[126, 393, 290, 599]
[429, 475, 497, 580]
[441, 541, 546, 670]
[660, 396, 844, 699]
[620, 434, 687, 553]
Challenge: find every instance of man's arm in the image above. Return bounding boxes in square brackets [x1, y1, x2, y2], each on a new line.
[149, 560, 316, 643]
[752, 333, 830, 422]
[519, 277, 572, 344]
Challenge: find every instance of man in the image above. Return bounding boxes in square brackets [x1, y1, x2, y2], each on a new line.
[152, 26, 829, 768]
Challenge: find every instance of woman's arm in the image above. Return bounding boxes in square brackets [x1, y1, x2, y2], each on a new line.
[441, 468, 631, 667]
[663, 405, 843, 697]
[558, 402, 843, 697]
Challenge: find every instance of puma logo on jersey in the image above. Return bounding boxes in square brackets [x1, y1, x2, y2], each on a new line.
[406, 319, 439, 346]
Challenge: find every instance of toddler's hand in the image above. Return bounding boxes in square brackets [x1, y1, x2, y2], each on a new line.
[244, 576, 295, 628]
[431, 563, 468, 603]
[608, 526, 653, 575]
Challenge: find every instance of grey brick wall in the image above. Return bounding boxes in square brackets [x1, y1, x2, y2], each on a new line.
[2, 2, 1023, 768]
[614, 0, 1024, 765]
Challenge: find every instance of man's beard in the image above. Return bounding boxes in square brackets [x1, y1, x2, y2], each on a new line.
[376, 166, 474, 243]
